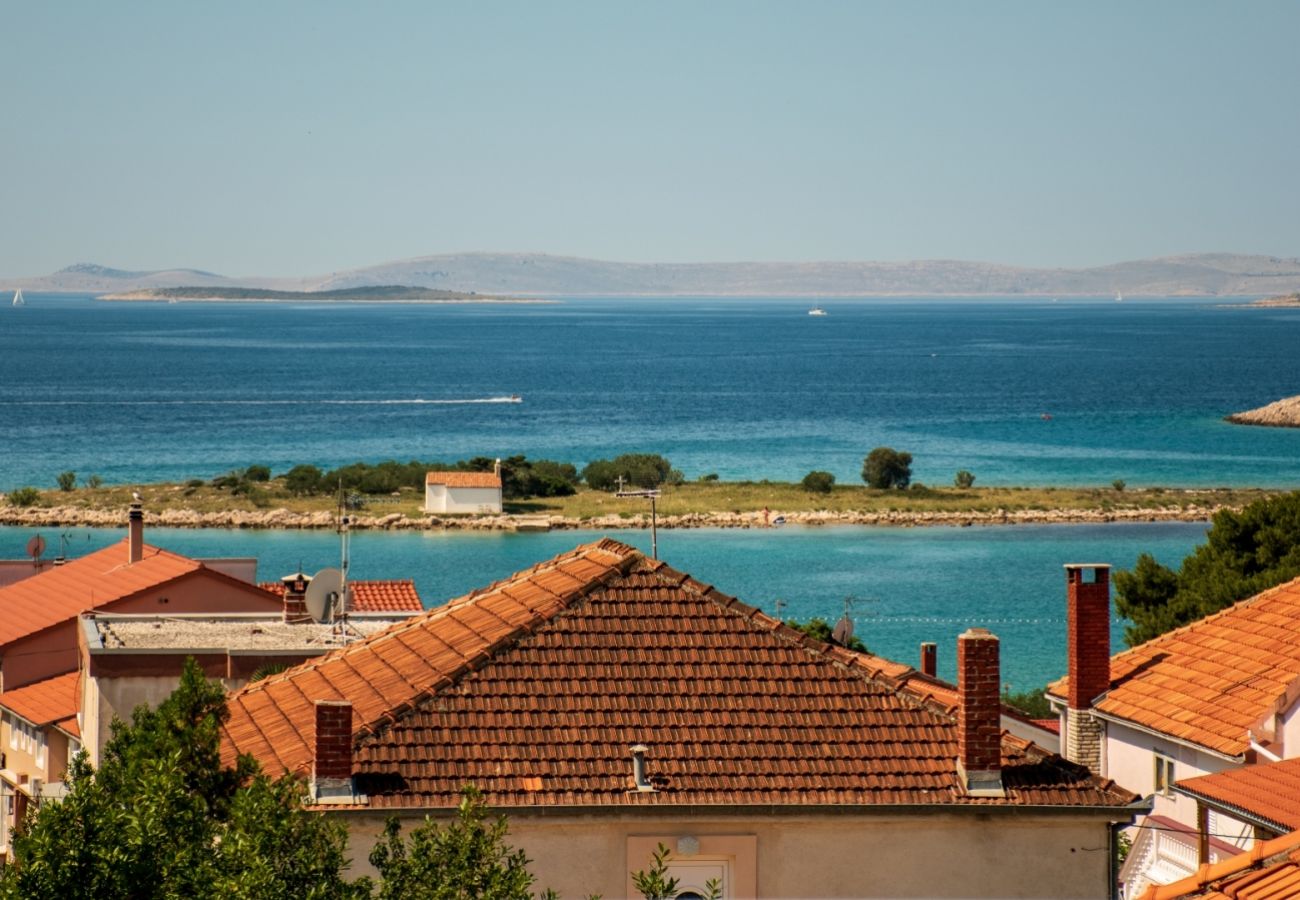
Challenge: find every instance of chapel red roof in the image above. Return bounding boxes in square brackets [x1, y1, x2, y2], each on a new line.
[425, 471, 501, 489]
[1048, 576, 1300, 757]
[1176, 757, 1300, 834]
[0, 671, 79, 728]
[0, 539, 214, 645]
[222, 539, 1138, 812]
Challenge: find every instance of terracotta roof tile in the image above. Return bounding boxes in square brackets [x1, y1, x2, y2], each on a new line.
[222, 540, 1139, 811]
[259, 579, 423, 613]
[1176, 757, 1300, 833]
[1139, 830, 1300, 900]
[0, 671, 79, 727]
[1049, 576, 1300, 757]
[425, 471, 501, 489]
[0, 540, 202, 645]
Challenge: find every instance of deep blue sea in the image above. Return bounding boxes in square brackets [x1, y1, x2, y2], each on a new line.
[0, 294, 1291, 687]
[3, 294, 1300, 489]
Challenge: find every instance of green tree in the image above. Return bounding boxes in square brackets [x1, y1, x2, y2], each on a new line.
[55, 471, 77, 492]
[1115, 491, 1300, 645]
[1001, 685, 1053, 718]
[954, 470, 975, 489]
[369, 786, 552, 900]
[801, 470, 836, 494]
[862, 447, 912, 489]
[84, 474, 104, 489]
[582, 454, 677, 491]
[244, 465, 272, 483]
[0, 658, 364, 900]
[283, 464, 325, 496]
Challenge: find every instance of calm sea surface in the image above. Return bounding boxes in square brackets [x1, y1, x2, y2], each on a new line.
[0, 520, 1208, 691]
[2, 294, 1299, 489]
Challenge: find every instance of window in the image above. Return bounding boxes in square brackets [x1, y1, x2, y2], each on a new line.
[1154, 751, 1176, 796]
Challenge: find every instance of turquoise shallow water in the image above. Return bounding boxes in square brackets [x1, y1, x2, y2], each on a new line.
[3, 295, 1300, 490]
[0, 520, 1209, 691]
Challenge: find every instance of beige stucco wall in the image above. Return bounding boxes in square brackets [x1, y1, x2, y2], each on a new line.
[83, 672, 251, 763]
[1105, 720, 1234, 826]
[335, 809, 1120, 899]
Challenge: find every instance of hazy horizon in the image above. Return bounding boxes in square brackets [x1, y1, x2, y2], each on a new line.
[6, 2, 1299, 276]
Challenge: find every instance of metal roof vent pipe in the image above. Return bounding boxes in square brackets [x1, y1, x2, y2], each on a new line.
[920, 641, 937, 677]
[631, 743, 656, 792]
[128, 500, 144, 564]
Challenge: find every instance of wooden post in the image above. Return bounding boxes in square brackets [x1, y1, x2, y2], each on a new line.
[1197, 802, 1209, 865]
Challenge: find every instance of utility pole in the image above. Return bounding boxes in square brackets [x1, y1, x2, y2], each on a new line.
[616, 487, 661, 559]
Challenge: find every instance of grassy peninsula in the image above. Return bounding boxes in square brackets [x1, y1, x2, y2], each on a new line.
[0, 479, 1272, 532]
[96, 284, 553, 304]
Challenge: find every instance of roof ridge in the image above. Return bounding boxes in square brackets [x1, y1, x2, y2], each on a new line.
[233, 538, 642, 700]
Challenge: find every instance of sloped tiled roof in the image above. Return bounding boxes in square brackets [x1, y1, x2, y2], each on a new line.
[0, 539, 234, 646]
[425, 471, 501, 489]
[1176, 758, 1300, 833]
[223, 539, 1138, 812]
[1138, 830, 1300, 900]
[1048, 577, 1300, 758]
[0, 671, 79, 727]
[259, 579, 424, 613]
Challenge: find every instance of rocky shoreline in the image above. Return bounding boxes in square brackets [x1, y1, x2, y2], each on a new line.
[0, 504, 1227, 532]
[1226, 395, 1300, 428]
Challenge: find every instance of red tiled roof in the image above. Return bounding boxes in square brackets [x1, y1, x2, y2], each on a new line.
[0, 671, 79, 727]
[425, 471, 501, 489]
[1139, 830, 1300, 900]
[259, 580, 423, 613]
[223, 539, 1138, 811]
[1033, 718, 1061, 735]
[0, 540, 201, 645]
[1048, 576, 1300, 757]
[1177, 758, 1300, 833]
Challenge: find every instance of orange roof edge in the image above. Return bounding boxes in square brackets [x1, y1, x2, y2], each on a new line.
[1142, 829, 1300, 900]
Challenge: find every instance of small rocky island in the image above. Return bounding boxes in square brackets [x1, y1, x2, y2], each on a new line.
[97, 285, 552, 304]
[1227, 395, 1300, 428]
[1245, 292, 1300, 308]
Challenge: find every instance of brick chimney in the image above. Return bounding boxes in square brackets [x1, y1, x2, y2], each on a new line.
[957, 628, 1004, 796]
[282, 572, 312, 625]
[128, 501, 144, 564]
[312, 699, 353, 784]
[920, 642, 937, 677]
[1065, 564, 1111, 772]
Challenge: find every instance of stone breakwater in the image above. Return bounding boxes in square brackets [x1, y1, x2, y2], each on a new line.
[0, 504, 1227, 532]
[1226, 395, 1300, 428]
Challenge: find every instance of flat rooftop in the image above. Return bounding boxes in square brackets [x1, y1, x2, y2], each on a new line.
[84, 612, 413, 653]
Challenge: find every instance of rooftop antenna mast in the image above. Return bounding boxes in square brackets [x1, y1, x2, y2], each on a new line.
[337, 478, 351, 628]
[615, 476, 661, 559]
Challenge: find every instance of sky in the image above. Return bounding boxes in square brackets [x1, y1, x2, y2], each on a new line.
[4, 1, 1299, 277]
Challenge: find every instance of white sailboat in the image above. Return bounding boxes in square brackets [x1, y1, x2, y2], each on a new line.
[808, 306, 827, 316]
[1115, 290, 1123, 303]
[12, 289, 24, 307]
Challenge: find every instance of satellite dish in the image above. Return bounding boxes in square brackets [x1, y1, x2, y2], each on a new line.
[305, 568, 343, 623]
[26, 535, 45, 560]
[832, 614, 855, 645]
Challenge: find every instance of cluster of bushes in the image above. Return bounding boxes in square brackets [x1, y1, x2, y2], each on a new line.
[581, 453, 683, 491]
[247, 456, 581, 501]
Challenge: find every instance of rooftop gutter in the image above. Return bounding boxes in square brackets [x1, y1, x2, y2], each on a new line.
[1173, 784, 1294, 836]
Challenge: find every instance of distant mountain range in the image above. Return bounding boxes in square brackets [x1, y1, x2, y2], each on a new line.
[7, 252, 1300, 297]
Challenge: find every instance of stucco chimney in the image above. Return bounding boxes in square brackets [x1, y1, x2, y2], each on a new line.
[128, 502, 144, 564]
[1065, 564, 1111, 772]
[282, 572, 312, 625]
[957, 628, 1004, 796]
[312, 699, 353, 783]
[493, 458, 502, 477]
[920, 641, 937, 677]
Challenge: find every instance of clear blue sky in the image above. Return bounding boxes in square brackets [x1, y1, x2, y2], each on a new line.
[4, 1, 1299, 277]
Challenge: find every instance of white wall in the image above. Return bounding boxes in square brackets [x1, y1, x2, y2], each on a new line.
[424, 485, 502, 514]
[1105, 720, 1237, 826]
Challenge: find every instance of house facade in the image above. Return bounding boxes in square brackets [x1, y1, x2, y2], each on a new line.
[223, 539, 1143, 898]
[1046, 569, 1300, 895]
[423, 466, 502, 514]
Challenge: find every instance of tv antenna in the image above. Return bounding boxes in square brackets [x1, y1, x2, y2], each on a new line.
[832, 595, 856, 646]
[615, 482, 661, 559]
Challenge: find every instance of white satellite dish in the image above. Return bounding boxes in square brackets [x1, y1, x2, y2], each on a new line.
[305, 568, 344, 624]
[832, 614, 855, 646]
